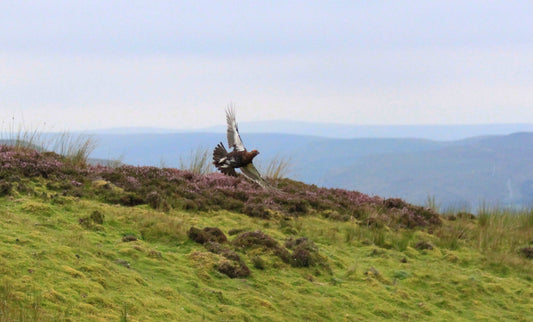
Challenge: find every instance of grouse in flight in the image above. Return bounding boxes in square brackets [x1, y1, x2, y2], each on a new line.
[213, 107, 269, 188]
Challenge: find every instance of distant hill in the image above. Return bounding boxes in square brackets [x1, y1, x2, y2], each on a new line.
[323, 133, 533, 209]
[87, 129, 533, 210]
[98, 122, 533, 140]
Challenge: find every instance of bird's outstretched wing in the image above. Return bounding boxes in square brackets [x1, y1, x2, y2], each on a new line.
[226, 106, 246, 152]
[240, 163, 270, 189]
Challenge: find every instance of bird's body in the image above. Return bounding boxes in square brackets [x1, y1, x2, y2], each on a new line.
[213, 142, 258, 176]
[213, 107, 269, 188]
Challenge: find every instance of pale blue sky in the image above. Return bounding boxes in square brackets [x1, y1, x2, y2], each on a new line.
[1, 1, 532, 130]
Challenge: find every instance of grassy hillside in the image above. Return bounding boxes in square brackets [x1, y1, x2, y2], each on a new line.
[0, 145, 532, 321]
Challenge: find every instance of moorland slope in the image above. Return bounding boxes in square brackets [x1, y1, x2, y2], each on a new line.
[0, 145, 531, 320]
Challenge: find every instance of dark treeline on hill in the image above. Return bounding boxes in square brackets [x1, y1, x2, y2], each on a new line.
[0, 145, 440, 229]
[88, 131, 533, 210]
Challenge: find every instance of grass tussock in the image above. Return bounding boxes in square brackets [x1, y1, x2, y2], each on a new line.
[50, 131, 97, 167]
[259, 154, 292, 179]
[0, 116, 47, 152]
[178, 147, 213, 175]
[1, 117, 96, 166]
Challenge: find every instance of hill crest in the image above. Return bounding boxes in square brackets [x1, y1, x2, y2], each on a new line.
[0, 144, 531, 320]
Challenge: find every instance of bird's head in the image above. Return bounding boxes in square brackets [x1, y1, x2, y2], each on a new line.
[251, 149, 259, 156]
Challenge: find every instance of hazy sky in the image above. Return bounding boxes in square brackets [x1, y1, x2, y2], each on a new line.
[1, 1, 532, 131]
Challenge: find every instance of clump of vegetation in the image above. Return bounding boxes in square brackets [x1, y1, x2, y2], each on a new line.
[414, 241, 434, 251]
[243, 202, 271, 219]
[520, 247, 533, 259]
[79, 210, 105, 230]
[90, 210, 105, 224]
[232, 230, 283, 251]
[49, 131, 96, 167]
[215, 259, 251, 278]
[232, 231, 329, 270]
[285, 237, 328, 268]
[187, 227, 250, 278]
[178, 147, 213, 175]
[232, 230, 291, 263]
[259, 154, 292, 179]
[382, 198, 442, 228]
[188, 227, 228, 244]
[122, 234, 138, 242]
[0, 180, 13, 196]
[1, 118, 96, 167]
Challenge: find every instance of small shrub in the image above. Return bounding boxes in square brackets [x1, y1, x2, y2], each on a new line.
[119, 193, 144, 207]
[232, 231, 292, 263]
[415, 241, 434, 250]
[78, 211, 104, 230]
[221, 198, 244, 212]
[251, 256, 266, 270]
[0, 180, 13, 196]
[243, 203, 271, 219]
[122, 235, 138, 242]
[204, 241, 224, 254]
[290, 248, 314, 267]
[145, 191, 170, 211]
[228, 228, 247, 236]
[90, 210, 104, 225]
[284, 237, 328, 268]
[284, 237, 318, 252]
[232, 231, 280, 250]
[188, 227, 208, 244]
[216, 260, 251, 278]
[203, 227, 228, 243]
[383, 198, 408, 209]
[187, 227, 227, 244]
[284, 198, 309, 215]
[519, 247, 533, 259]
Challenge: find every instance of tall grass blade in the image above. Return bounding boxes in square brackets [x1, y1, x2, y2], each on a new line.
[179, 147, 213, 175]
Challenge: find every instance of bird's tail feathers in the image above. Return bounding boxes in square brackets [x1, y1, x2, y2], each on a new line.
[213, 142, 228, 166]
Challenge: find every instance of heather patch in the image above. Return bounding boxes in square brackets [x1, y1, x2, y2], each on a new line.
[188, 227, 228, 245]
[0, 145, 441, 228]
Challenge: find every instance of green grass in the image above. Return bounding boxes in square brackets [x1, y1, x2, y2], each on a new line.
[0, 116, 47, 152]
[49, 131, 97, 167]
[178, 147, 213, 175]
[258, 154, 292, 180]
[1, 118, 96, 166]
[0, 192, 531, 320]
